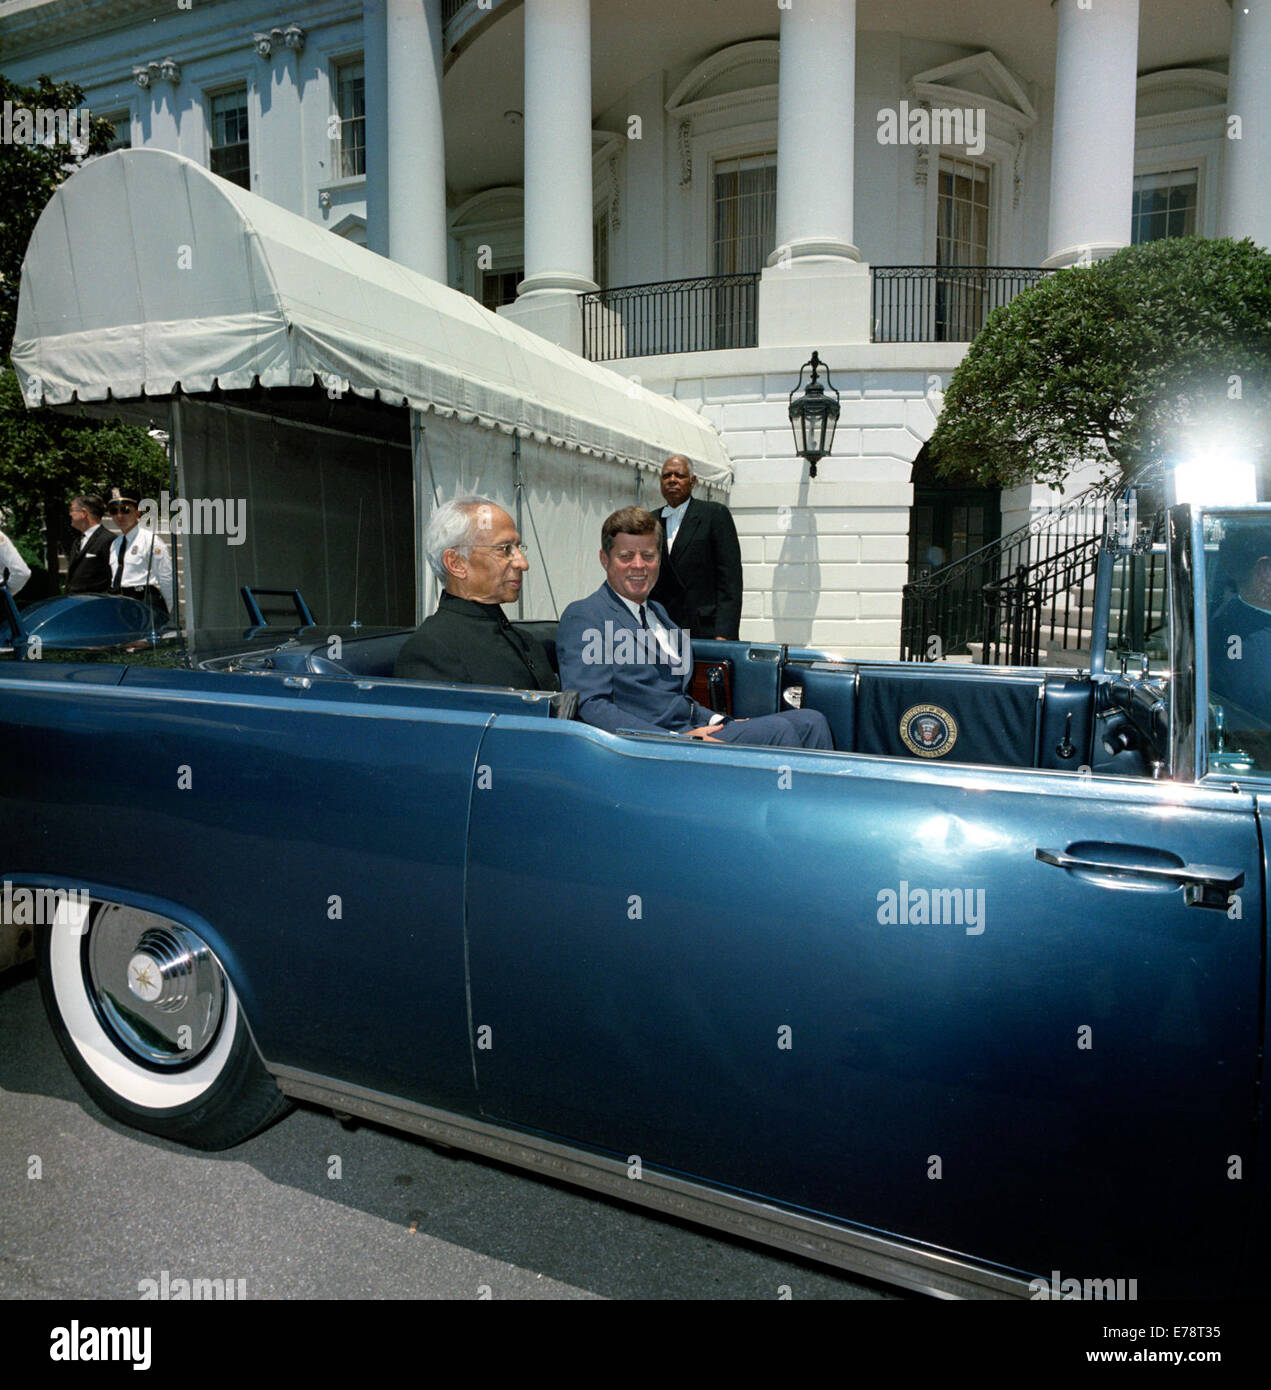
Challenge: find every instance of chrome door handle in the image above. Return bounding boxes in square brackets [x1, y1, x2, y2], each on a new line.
[1035, 848, 1243, 910]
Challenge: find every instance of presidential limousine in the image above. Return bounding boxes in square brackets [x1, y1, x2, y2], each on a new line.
[1, 499, 1268, 1299]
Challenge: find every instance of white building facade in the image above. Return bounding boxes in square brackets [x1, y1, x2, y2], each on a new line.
[1, 0, 1265, 657]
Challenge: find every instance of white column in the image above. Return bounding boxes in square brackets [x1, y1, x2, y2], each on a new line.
[1044, 0, 1141, 268]
[771, 0, 859, 264]
[1220, 0, 1271, 247]
[499, 0, 595, 354]
[519, 0, 596, 296]
[758, 0, 870, 346]
[384, 0, 448, 281]
[364, 0, 390, 257]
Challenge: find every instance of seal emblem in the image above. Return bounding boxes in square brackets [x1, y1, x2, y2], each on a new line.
[899, 703, 958, 758]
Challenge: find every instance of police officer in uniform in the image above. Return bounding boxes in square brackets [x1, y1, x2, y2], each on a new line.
[0, 526, 31, 597]
[105, 485, 174, 621]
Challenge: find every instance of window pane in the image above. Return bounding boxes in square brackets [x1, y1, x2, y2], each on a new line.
[480, 268, 522, 311]
[936, 157, 991, 340]
[1131, 168, 1198, 244]
[104, 114, 131, 151]
[1206, 513, 1271, 773]
[712, 153, 776, 275]
[209, 89, 249, 189]
[336, 61, 366, 178]
[593, 215, 609, 289]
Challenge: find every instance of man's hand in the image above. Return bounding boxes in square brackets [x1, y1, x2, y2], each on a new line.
[684, 724, 724, 741]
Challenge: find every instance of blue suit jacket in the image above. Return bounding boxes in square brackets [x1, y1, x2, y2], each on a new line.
[557, 583, 715, 735]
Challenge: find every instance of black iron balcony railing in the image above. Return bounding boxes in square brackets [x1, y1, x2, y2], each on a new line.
[872, 266, 1051, 343]
[581, 273, 760, 362]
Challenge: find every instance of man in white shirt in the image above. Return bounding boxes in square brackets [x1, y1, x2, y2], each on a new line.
[105, 485, 174, 619]
[0, 527, 31, 597]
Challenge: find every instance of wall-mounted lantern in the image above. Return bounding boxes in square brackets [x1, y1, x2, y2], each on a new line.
[787, 350, 840, 478]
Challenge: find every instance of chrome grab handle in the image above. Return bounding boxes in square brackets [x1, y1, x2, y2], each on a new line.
[1035, 848, 1243, 910]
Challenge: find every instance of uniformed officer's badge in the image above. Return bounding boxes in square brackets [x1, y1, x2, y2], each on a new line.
[899, 703, 958, 758]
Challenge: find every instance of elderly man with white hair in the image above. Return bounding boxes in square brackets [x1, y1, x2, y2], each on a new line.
[393, 495, 558, 690]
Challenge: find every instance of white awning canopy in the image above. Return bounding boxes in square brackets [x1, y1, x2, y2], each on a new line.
[11, 148, 731, 484]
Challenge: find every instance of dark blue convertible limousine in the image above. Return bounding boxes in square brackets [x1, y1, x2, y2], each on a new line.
[2, 500, 1268, 1299]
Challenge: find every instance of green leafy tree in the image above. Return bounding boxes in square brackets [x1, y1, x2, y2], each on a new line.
[927, 237, 1271, 491]
[0, 73, 165, 585]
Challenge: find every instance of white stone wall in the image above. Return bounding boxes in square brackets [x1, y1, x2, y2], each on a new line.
[624, 344, 967, 659]
[0, 0, 368, 237]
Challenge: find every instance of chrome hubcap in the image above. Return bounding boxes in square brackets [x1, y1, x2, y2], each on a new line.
[87, 905, 226, 1067]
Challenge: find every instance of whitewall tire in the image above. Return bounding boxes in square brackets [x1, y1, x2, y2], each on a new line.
[37, 897, 290, 1150]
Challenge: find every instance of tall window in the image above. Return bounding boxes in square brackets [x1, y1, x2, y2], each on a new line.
[937, 157, 990, 268]
[209, 89, 249, 189]
[335, 59, 366, 178]
[1132, 170, 1198, 243]
[711, 153, 773, 349]
[712, 153, 776, 275]
[593, 214, 609, 290]
[103, 113, 131, 151]
[936, 157, 991, 341]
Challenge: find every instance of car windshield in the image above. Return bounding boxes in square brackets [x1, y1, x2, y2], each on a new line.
[1204, 511, 1271, 775]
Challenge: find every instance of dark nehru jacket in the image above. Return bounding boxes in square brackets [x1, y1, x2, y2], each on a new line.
[394, 591, 559, 690]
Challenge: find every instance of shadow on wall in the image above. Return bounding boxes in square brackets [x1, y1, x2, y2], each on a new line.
[770, 475, 818, 649]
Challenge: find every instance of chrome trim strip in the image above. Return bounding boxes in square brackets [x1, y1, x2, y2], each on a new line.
[1167, 505, 1197, 780]
[269, 1063, 1032, 1300]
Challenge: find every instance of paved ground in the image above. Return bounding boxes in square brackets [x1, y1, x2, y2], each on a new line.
[0, 966, 897, 1301]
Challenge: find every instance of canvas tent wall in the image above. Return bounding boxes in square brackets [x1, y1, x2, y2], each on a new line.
[12, 148, 732, 629]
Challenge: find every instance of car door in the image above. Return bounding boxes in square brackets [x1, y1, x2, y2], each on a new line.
[465, 718, 1262, 1294]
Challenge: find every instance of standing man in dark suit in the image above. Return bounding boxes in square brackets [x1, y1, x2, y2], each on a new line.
[557, 507, 831, 749]
[649, 454, 743, 640]
[65, 494, 115, 595]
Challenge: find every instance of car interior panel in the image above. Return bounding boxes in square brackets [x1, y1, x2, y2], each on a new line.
[254, 622, 1166, 774]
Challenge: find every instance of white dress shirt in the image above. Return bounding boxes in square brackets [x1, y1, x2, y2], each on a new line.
[112, 525, 174, 610]
[0, 529, 31, 596]
[612, 589, 723, 725]
[75, 522, 103, 553]
[661, 498, 690, 550]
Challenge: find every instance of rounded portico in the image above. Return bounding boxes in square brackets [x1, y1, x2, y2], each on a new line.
[0, 0, 1255, 657]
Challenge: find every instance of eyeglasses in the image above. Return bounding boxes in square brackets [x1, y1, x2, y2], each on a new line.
[469, 541, 528, 560]
[108, 504, 136, 515]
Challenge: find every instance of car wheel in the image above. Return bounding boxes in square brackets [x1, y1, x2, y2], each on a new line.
[37, 897, 290, 1150]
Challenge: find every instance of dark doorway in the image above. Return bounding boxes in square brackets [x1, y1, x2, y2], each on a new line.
[907, 444, 1001, 581]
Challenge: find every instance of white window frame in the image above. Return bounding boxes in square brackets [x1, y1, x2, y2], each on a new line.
[328, 50, 367, 188]
[204, 81, 252, 190]
[709, 148, 778, 277]
[99, 107, 134, 152]
[1130, 164, 1203, 244]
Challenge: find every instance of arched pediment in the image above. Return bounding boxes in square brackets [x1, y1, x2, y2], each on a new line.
[1137, 68, 1227, 120]
[450, 186, 523, 229]
[666, 39, 780, 117]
